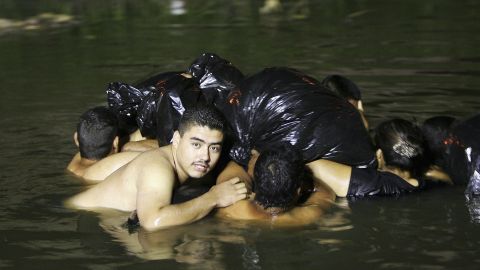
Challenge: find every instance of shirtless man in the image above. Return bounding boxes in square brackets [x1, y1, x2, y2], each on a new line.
[216, 131, 423, 225]
[67, 106, 248, 231]
[67, 106, 142, 182]
[216, 145, 335, 226]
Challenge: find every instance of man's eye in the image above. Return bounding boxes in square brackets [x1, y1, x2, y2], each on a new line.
[210, 146, 221, 153]
[192, 143, 201, 148]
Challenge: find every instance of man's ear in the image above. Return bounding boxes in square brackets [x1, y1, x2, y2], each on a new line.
[376, 149, 385, 169]
[112, 136, 119, 153]
[172, 131, 180, 148]
[73, 132, 79, 148]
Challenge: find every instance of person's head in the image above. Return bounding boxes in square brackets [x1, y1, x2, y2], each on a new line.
[252, 144, 304, 215]
[374, 119, 426, 177]
[322, 74, 362, 107]
[75, 106, 119, 160]
[421, 116, 457, 167]
[172, 105, 226, 179]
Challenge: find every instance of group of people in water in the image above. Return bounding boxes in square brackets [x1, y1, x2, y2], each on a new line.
[65, 53, 480, 230]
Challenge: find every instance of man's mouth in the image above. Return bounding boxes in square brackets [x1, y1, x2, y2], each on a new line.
[193, 162, 209, 172]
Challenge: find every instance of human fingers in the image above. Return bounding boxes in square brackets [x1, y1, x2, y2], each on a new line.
[234, 182, 246, 189]
[236, 187, 248, 194]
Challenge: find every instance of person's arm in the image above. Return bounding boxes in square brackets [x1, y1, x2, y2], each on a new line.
[122, 139, 159, 152]
[306, 159, 352, 197]
[424, 165, 453, 185]
[136, 162, 248, 231]
[307, 158, 421, 197]
[274, 188, 335, 226]
[216, 161, 252, 192]
[83, 151, 142, 182]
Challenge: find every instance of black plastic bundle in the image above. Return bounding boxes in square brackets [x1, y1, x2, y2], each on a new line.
[106, 82, 148, 135]
[155, 74, 207, 145]
[106, 71, 189, 139]
[321, 74, 362, 101]
[445, 114, 480, 189]
[136, 72, 186, 139]
[188, 52, 244, 111]
[223, 67, 375, 167]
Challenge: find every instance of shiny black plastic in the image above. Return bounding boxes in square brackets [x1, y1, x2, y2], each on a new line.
[188, 52, 244, 108]
[106, 82, 148, 134]
[106, 72, 196, 139]
[432, 114, 480, 187]
[155, 74, 206, 145]
[321, 74, 362, 100]
[348, 168, 421, 196]
[135, 72, 185, 139]
[224, 67, 375, 167]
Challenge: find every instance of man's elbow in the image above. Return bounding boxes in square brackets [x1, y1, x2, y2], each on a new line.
[139, 213, 180, 231]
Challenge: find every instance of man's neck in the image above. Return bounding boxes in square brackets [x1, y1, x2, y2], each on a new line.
[170, 145, 188, 183]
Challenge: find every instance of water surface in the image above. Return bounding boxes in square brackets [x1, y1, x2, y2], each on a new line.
[1, 0, 479, 269]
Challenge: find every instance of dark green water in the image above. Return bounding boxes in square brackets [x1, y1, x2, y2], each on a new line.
[1, 0, 479, 269]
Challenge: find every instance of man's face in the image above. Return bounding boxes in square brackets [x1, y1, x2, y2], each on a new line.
[173, 125, 224, 179]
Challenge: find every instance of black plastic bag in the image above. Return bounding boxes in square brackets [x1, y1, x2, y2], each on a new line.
[155, 74, 207, 145]
[135, 72, 185, 138]
[223, 67, 375, 167]
[106, 72, 190, 139]
[106, 82, 148, 134]
[322, 74, 362, 101]
[188, 52, 244, 108]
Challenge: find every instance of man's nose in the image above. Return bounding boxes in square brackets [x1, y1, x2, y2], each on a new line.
[199, 146, 210, 162]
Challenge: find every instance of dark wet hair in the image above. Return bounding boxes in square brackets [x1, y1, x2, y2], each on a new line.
[374, 119, 426, 176]
[321, 74, 362, 101]
[253, 144, 303, 210]
[421, 116, 457, 167]
[177, 105, 226, 136]
[77, 106, 118, 160]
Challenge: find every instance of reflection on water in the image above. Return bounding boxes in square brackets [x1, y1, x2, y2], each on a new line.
[98, 211, 228, 266]
[91, 203, 354, 269]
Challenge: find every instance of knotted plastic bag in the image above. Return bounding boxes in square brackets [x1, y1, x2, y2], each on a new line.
[188, 52, 244, 109]
[224, 67, 375, 167]
[106, 82, 148, 134]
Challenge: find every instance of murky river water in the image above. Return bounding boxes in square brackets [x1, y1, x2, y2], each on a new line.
[1, 0, 479, 269]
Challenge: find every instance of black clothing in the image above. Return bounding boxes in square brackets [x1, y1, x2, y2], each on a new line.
[348, 168, 423, 197]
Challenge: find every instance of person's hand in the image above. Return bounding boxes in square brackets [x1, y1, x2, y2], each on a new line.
[210, 177, 248, 207]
